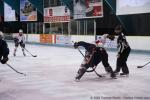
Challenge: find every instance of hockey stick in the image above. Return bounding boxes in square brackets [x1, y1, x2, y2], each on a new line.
[24, 48, 37, 57]
[6, 63, 26, 76]
[137, 61, 150, 68]
[72, 41, 103, 77]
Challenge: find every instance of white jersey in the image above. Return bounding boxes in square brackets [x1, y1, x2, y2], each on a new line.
[95, 34, 108, 47]
[16, 34, 25, 43]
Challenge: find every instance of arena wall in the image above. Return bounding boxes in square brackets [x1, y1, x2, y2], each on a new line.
[26, 34, 150, 51]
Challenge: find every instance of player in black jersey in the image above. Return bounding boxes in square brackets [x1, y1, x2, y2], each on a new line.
[0, 31, 9, 64]
[114, 25, 131, 76]
[74, 41, 116, 81]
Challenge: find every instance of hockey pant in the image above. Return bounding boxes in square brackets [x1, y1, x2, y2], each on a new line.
[116, 47, 131, 74]
[14, 42, 25, 55]
[93, 48, 116, 77]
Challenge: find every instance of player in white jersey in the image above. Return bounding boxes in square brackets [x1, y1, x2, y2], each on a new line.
[95, 34, 115, 47]
[13, 29, 26, 56]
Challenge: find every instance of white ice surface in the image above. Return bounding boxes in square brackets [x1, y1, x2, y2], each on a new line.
[0, 42, 150, 100]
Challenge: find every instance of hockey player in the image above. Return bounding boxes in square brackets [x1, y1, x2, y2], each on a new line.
[13, 29, 26, 56]
[74, 41, 116, 81]
[114, 25, 131, 76]
[0, 31, 9, 64]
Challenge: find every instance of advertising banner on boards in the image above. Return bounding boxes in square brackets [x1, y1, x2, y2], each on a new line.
[74, 0, 103, 19]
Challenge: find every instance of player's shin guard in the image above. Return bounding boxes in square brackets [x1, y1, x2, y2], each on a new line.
[13, 48, 17, 56]
[75, 67, 87, 81]
[22, 48, 26, 56]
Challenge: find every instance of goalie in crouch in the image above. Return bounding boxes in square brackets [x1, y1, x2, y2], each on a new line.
[74, 41, 116, 81]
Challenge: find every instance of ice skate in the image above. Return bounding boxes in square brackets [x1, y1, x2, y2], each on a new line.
[120, 73, 129, 77]
[13, 53, 16, 57]
[110, 72, 117, 79]
[23, 52, 26, 56]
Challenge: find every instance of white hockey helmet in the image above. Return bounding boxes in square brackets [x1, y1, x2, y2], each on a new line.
[0, 31, 4, 37]
[19, 29, 23, 33]
[0, 31, 4, 39]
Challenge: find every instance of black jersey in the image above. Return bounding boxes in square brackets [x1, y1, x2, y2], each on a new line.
[0, 39, 9, 58]
[117, 32, 130, 54]
[77, 41, 96, 53]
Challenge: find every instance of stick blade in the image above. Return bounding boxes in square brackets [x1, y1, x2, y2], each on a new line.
[23, 73, 27, 76]
[98, 74, 105, 77]
[137, 66, 143, 68]
[20, 73, 26, 76]
[33, 55, 37, 57]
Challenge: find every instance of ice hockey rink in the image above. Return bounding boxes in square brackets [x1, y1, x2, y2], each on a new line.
[0, 42, 150, 100]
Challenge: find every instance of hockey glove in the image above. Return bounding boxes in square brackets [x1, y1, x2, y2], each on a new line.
[1, 57, 9, 64]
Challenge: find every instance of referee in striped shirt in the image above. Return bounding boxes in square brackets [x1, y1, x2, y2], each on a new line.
[114, 25, 131, 76]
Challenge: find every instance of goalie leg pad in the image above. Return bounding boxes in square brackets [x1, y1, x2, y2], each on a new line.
[75, 67, 87, 80]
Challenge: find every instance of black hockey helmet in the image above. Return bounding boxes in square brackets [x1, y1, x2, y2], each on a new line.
[108, 34, 115, 40]
[74, 42, 79, 49]
[115, 25, 123, 31]
[115, 25, 123, 34]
